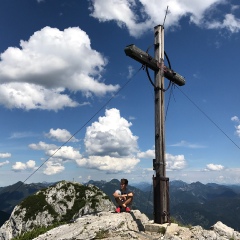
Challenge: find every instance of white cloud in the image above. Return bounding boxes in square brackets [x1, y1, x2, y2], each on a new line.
[26, 160, 37, 169]
[84, 108, 139, 157]
[43, 161, 65, 175]
[206, 14, 240, 33]
[46, 146, 82, 161]
[0, 83, 78, 111]
[170, 140, 206, 149]
[205, 163, 224, 171]
[12, 160, 37, 172]
[46, 128, 79, 142]
[235, 125, 240, 137]
[127, 65, 134, 79]
[0, 160, 10, 167]
[9, 131, 38, 139]
[89, 0, 233, 37]
[89, 0, 149, 37]
[231, 116, 240, 137]
[0, 153, 11, 158]
[231, 116, 239, 122]
[29, 108, 140, 174]
[138, 147, 187, 170]
[0, 26, 119, 110]
[76, 155, 139, 173]
[29, 141, 82, 175]
[82, 108, 140, 173]
[29, 141, 57, 151]
[231, 5, 240, 12]
[12, 162, 26, 171]
[166, 153, 186, 170]
[137, 149, 155, 159]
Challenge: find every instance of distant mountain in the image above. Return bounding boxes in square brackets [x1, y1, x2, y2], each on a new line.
[0, 181, 55, 214]
[1, 180, 240, 240]
[226, 184, 240, 194]
[131, 182, 152, 192]
[2, 179, 240, 232]
[169, 181, 240, 230]
[0, 211, 10, 228]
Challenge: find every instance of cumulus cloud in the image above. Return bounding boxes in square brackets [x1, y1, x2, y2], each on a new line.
[0, 83, 78, 111]
[137, 151, 187, 170]
[43, 161, 65, 175]
[205, 163, 224, 171]
[231, 116, 240, 137]
[76, 155, 139, 173]
[29, 108, 140, 175]
[89, 0, 149, 37]
[85, 108, 139, 157]
[231, 116, 240, 122]
[29, 141, 57, 151]
[89, 0, 239, 37]
[206, 14, 240, 33]
[29, 141, 82, 175]
[0, 153, 11, 158]
[166, 153, 186, 170]
[82, 108, 140, 173]
[46, 146, 82, 161]
[137, 149, 155, 159]
[12, 160, 37, 172]
[0, 160, 10, 167]
[46, 128, 79, 142]
[0, 26, 119, 110]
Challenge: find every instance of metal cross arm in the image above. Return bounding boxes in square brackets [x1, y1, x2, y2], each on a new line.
[124, 44, 186, 86]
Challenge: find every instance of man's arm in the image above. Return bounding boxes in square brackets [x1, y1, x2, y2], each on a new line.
[121, 192, 134, 207]
[113, 191, 121, 198]
[121, 192, 133, 198]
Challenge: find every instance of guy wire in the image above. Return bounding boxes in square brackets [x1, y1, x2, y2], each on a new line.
[176, 85, 240, 150]
[163, 6, 169, 27]
[1, 65, 144, 196]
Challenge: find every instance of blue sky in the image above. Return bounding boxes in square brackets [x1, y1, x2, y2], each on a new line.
[0, 0, 240, 186]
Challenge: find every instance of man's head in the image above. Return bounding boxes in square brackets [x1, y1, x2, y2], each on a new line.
[120, 178, 128, 190]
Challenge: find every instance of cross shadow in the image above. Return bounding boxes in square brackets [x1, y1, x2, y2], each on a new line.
[129, 211, 145, 231]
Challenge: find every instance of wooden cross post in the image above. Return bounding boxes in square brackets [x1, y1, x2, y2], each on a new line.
[124, 25, 185, 224]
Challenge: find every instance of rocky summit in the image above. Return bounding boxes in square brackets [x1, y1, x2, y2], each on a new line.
[1, 180, 240, 240]
[0, 181, 115, 240]
[23, 211, 240, 240]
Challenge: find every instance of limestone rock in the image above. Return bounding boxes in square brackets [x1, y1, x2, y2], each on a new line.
[0, 181, 115, 240]
[145, 221, 240, 240]
[33, 210, 149, 240]
[30, 212, 240, 240]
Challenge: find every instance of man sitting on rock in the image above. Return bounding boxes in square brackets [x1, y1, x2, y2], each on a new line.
[113, 178, 133, 213]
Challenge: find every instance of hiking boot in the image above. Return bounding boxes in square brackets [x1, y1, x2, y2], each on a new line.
[115, 207, 121, 213]
[125, 207, 131, 212]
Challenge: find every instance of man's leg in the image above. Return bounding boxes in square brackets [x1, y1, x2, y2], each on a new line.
[123, 196, 133, 212]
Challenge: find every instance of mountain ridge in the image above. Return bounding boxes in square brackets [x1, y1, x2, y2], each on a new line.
[1, 179, 240, 231]
[1, 180, 240, 240]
